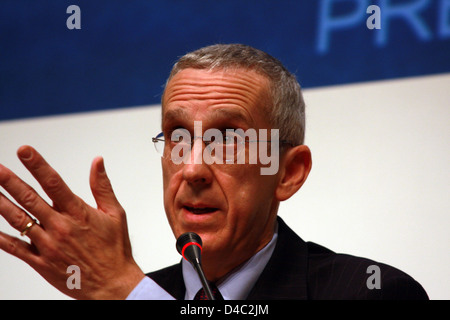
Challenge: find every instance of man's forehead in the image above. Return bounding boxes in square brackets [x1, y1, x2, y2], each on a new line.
[162, 68, 270, 102]
[161, 68, 272, 127]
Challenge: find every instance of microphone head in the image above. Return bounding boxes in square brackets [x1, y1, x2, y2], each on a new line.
[176, 232, 203, 265]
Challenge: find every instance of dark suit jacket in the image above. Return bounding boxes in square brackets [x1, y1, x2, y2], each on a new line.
[147, 217, 428, 300]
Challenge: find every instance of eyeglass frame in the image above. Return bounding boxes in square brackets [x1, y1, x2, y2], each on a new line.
[151, 129, 295, 163]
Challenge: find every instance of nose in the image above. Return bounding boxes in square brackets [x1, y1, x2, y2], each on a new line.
[182, 138, 213, 186]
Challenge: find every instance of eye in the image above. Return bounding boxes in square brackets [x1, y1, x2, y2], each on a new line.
[223, 132, 234, 145]
[170, 128, 191, 144]
[223, 130, 243, 145]
[206, 130, 238, 145]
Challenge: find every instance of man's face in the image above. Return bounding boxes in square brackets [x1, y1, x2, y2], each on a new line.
[161, 68, 281, 270]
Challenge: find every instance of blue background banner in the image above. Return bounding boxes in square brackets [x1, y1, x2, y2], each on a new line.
[1, 0, 449, 121]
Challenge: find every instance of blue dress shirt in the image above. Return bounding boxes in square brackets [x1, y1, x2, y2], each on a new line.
[126, 223, 278, 300]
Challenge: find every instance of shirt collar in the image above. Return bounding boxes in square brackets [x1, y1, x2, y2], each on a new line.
[182, 222, 278, 300]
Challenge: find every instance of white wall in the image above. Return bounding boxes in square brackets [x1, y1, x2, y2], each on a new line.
[0, 73, 449, 299]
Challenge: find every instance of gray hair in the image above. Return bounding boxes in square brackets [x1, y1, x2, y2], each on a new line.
[163, 44, 305, 145]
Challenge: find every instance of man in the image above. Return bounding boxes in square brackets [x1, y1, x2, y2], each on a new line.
[0, 44, 428, 299]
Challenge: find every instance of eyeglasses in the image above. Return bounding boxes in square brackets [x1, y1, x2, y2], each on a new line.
[152, 128, 294, 164]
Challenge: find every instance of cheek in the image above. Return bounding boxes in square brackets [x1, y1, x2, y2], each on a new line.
[222, 168, 277, 227]
[162, 163, 182, 227]
[162, 160, 182, 194]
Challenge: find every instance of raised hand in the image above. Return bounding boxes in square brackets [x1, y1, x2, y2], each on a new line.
[0, 146, 144, 299]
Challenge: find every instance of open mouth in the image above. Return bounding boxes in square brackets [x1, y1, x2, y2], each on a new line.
[184, 206, 218, 214]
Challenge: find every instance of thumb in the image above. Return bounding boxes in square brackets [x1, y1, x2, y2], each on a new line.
[89, 157, 123, 213]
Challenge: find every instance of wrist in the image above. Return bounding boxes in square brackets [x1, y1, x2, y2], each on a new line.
[89, 263, 145, 300]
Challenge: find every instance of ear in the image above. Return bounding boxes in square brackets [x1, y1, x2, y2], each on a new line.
[275, 145, 312, 201]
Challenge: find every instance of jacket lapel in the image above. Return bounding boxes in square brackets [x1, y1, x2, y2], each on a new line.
[246, 217, 309, 299]
[147, 262, 186, 300]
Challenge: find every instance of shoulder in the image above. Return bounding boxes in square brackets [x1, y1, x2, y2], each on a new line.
[305, 241, 429, 300]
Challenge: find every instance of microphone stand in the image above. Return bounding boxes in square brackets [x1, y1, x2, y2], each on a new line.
[192, 257, 215, 300]
[176, 232, 215, 300]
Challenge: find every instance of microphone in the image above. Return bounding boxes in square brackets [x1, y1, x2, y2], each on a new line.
[176, 232, 215, 300]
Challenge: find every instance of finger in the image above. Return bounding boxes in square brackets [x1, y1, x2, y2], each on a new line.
[0, 230, 42, 268]
[0, 163, 54, 225]
[0, 192, 47, 246]
[16, 146, 82, 214]
[89, 157, 124, 213]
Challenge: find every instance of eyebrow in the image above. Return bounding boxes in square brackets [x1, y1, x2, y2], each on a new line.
[162, 108, 188, 126]
[162, 107, 254, 129]
[209, 108, 252, 125]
